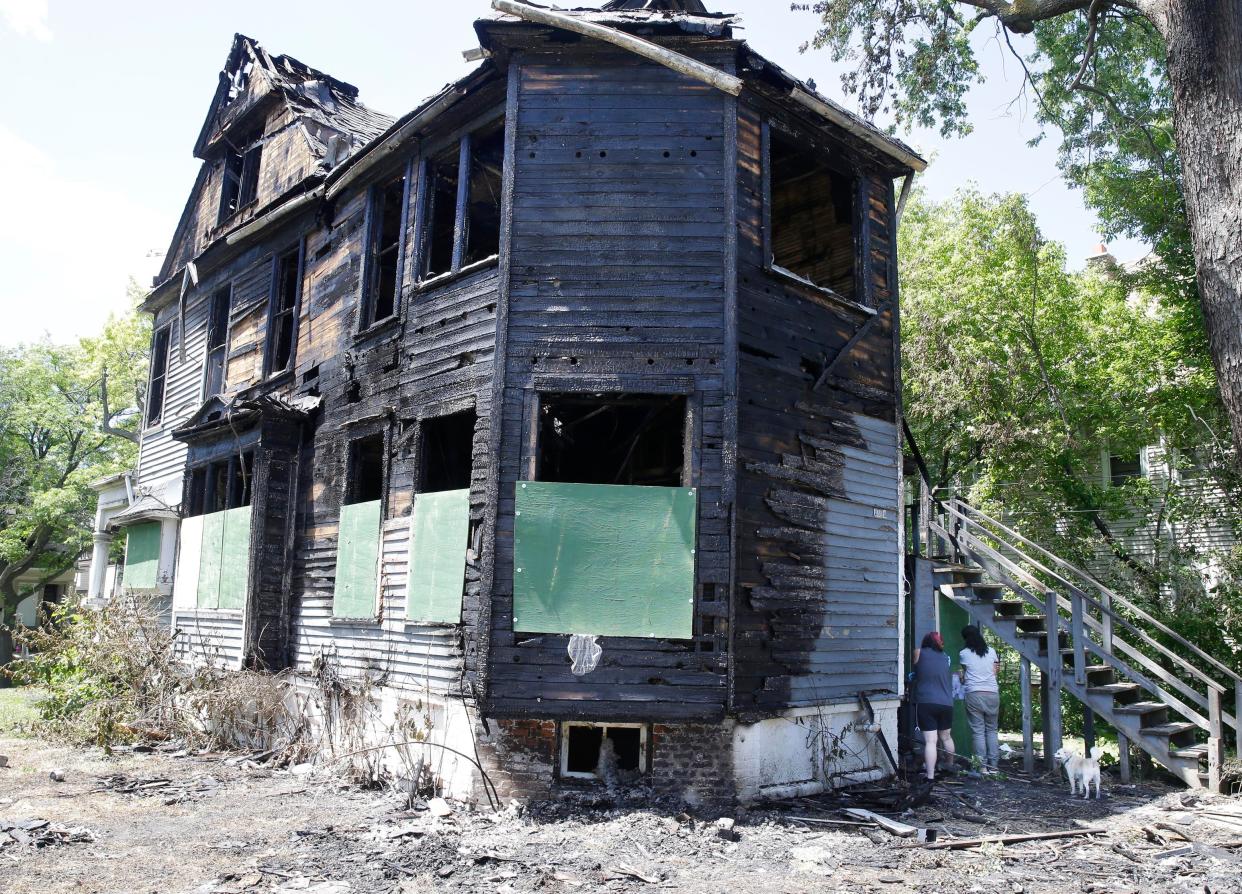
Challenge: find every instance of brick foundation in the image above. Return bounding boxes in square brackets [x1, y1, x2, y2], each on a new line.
[473, 717, 737, 808]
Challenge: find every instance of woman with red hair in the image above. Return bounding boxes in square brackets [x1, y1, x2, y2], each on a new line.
[912, 631, 956, 781]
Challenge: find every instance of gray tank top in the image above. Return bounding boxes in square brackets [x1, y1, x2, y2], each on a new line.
[914, 649, 954, 707]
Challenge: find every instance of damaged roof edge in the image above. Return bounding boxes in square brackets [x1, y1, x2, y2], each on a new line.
[145, 62, 497, 314]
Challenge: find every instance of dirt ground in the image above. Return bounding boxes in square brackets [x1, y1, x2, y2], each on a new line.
[3, 735, 1242, 894]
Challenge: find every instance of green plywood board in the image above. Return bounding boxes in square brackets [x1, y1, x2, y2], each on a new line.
[218, 506, 252, 611]
[196, 511, 227, 609]
[334, 500, 381, 619]
[124, 522, 161, 590]
[513, 482, 697, 638]
[408, 489, 469, 623]
[938, 594, 975, 759]
[195, 507, 251, 610]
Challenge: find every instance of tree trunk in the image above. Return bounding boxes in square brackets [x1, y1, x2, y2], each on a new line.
[0, 614, 13, 689]
[1159, 0, 1242, 460]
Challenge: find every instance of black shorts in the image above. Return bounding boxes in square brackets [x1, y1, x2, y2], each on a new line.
[917, 703, 954, 732]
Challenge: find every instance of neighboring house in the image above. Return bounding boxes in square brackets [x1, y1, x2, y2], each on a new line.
[1086, 246, 1238, 595]
[85, 1, 923, 805]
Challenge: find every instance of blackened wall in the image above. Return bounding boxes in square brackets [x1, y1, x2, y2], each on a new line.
[484, 48, 736, 721]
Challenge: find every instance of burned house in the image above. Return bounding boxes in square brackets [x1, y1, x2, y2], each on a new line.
[99, 0, 925, 803]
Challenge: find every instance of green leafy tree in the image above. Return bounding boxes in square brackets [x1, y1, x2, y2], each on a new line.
[800, 0, 1242, 463]
[0, 286, 148, 672]
[901, 187, 1241, 662]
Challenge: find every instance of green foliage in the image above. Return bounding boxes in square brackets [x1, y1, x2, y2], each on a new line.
[0, 685, 41, 737]
[11, 595, 175, 745]
[0, 283, 147, 631]
[901, 187, 1240, 657]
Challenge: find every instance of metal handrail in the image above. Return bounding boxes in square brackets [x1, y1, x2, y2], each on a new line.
[945, 497, 1242, 688]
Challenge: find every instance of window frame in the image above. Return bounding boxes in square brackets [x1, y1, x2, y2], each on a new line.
[412, 109, 506, 288]
[202, 283, 233, 399]
[218, 137, 263, 225]
[184, 451, 255, 519]
[263, 242, 304, 379]
[523, 385, 698, 488]
[146, 325, 173, 428]
[559, 722, 649, 781]
[359, 164, 413, 332]
[761, 118, 867, 308]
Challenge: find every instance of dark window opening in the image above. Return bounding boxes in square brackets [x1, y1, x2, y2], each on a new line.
[187, 452, 254, 517]
[768, 128, 856, 299]
[266, 247, 301, 376]
[147, 326, 171, 426]
[422, 145, 460, 279]
[219, 137, 262, 223]
[420, 409, 477, 492]
[349, 433, 386, 505]
[538, 394, 686, 486]
[205, 286, 232, 396]
[364, 173, 406, 326]
[564, 724, 643, 777]
[1110, 453, 1142, 487]
[464, 121, 505, 266]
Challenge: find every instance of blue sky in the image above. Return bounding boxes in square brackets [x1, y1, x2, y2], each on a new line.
[0, 0, 1144, 347]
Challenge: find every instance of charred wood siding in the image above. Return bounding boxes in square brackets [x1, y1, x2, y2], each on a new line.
[164, 105, 319, 277]
[485, 51, 734, 722]
[732, 105, 900, 717]
[289, 247, 500, 695]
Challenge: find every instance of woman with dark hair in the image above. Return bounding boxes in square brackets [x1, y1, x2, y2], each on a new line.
[959, 625, 1001, 774]
[912, 631, 955, 781]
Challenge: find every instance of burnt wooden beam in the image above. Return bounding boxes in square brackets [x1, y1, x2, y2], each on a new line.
[812, 299, 892, 392]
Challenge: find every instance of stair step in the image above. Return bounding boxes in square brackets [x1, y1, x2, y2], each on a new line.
[986, 600, 1026, 617]
[1014, 616, 1046, 632]
[972, 583, 1005, 593]
[1112, 701, 1169, 716]
[934, 565, 982, 577]
[1140, 722, 1199, 738]
[1087, 682, 1142, 699]
[1172, 745, 1209, 760]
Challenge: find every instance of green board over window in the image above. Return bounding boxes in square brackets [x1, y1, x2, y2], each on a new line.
[513, 482, 697, 638]
[334, 500, 382, 619]
[124, 522, 161, 590]
[195, 506, 251, 610]
[407, 488, 469, 623]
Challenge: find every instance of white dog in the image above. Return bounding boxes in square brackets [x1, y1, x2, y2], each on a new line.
[1054, 745, 1103, 799]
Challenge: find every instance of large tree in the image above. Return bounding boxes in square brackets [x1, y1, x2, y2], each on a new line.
[802, 0, 1242, 458]
[0, 287, 147, 671]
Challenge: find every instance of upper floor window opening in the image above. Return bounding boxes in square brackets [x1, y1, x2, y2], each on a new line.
[537, 394, 687, 487]
[219, 133, 263, 224]
[766, 125, 857, 301]
[264, 245, 302, 377]
[348, 432, 387, 506]
[419, 409, 477, 493]
[204, 285, 232, 397]
[361, 170, 408, 328]
[419, 115, 505, 282]
[146, 326, 172, 427]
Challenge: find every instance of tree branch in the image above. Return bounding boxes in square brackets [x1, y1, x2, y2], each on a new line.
[100, 366, 140, 444]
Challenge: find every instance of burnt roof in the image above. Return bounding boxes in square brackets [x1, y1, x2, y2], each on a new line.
[193, 34, 394, 161]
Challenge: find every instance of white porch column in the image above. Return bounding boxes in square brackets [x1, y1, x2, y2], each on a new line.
[87, 531, 113, 602]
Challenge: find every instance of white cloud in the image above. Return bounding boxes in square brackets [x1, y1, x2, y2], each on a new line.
[0, 126, 165, 346]
[0, 0, 52, 41]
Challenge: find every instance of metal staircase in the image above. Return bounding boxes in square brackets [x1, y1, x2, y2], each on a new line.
[915, 488, 1242, 791]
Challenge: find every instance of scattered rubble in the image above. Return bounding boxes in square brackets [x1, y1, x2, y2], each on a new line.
[4, 737, 1242, 894]
[1, 818, 95, 848]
